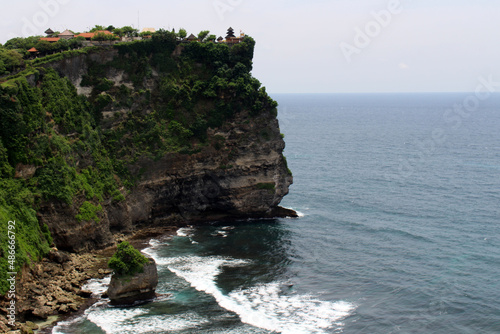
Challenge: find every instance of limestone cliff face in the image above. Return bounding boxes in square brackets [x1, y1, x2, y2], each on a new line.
[33, 46, 294, 253]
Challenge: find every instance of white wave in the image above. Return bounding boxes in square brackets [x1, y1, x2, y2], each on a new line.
[141, 244, 158, 260]
[81, 276, 111, 297]
[88, 306, 208, 333]
[142, 238, 171, 263]
[283, 207, 306, 218]
[177, 226, 195, 237]
[54, 301, 209, 334]
[212, 230, 229, 238]
[148, 238, 162, 248]
[167, 256, 355, 334]
[52, 315, 86, 334]
[229, 284, 354, 333]
[52, 299, 107, 333]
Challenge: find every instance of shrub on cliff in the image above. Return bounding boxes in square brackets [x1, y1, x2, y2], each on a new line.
[108, 242, 149, 277]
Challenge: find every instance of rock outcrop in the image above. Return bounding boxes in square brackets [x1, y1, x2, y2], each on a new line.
[0, 252, 111, 328]
[35, 47, 295, 253]
[106, 258, 158, 306]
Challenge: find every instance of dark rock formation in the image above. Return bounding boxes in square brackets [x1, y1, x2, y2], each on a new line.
[106, 258, 158, 306]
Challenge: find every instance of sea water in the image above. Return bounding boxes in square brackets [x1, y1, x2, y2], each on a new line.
[53, 93, 500, 333]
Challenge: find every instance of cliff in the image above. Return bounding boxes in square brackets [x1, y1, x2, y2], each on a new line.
[0, 31, 293, 294]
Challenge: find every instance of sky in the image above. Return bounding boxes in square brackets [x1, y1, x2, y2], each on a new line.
[1, 0, 500, 93]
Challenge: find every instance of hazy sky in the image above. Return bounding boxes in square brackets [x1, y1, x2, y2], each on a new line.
[2, 0, 500, 93]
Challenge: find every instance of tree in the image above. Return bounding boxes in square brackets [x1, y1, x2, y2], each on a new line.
[229, 36, 255, 70]
[69, 36, 85, 49]
[108, 241, 149, 277]
[151, 29, 177, 52]
[56, 38, 70, 51]
[198, 30, 210, 42]
[121, 26, 138, 38]
[0, 59, 6, 75]
[140, 31, 153, 38]
[0, 49, 24, 71]
[35, 40, 55, 54]
[0, 139, 13, 178]
[92, 32, 119, 41]
[178, 28, 187, 39]
[113, 28, 124, 38]
[4, 36, 39, 50]
[106, 25, 115, 32]
[90, 25, 106, 32]
[206, 34, 217, 42]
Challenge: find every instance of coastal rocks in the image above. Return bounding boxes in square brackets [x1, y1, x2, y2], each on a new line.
[106, 258, 158, 306]
[0, 252, 109, 326]
[47, 249, 71, 264]
[32, 306, 52, 319]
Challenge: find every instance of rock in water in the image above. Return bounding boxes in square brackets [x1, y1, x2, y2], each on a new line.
[106, 258, 158, 306]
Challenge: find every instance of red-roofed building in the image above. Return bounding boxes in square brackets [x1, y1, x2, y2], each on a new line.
[28, 47, 39, 53]
[40, 37, 60, 43]
[76, 30, 114, 40]
[76, 32, 94, 40]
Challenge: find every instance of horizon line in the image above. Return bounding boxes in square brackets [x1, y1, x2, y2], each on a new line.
[268, 91, 500, 95]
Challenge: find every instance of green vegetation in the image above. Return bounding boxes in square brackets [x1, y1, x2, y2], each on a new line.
[92, 33, 119, 42]
[0, 28, 281, 295]
[0, 66, 121, 294]
[0, 24, 137, 77]
[76, 202, 103, 223]
[108, 241, 149, 277]
[0, 48, 24, 75]
[256, 182, 276, 191]
[282, 155, 292, 176]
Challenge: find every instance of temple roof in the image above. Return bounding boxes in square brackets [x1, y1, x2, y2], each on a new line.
[58, 29, 74, 36]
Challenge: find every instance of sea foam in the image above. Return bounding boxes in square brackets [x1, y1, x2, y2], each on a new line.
[166, 255, 355, 334]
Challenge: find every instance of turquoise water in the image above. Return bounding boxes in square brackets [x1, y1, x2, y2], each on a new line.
[54, 93, 500, 333]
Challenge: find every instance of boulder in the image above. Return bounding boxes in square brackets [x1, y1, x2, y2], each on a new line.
[32, 306, 52, 319]
[25, 321, 39, 331]
[48, 249, 71, 264]
[106, 258, 158, 306]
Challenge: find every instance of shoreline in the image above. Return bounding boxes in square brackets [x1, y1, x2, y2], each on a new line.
[42, 225, 181, 333]
[0, 224, 181, 334]
[1, 208, 297, 333]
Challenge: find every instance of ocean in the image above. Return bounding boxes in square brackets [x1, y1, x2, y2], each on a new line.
[52, 93, 500, 333]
